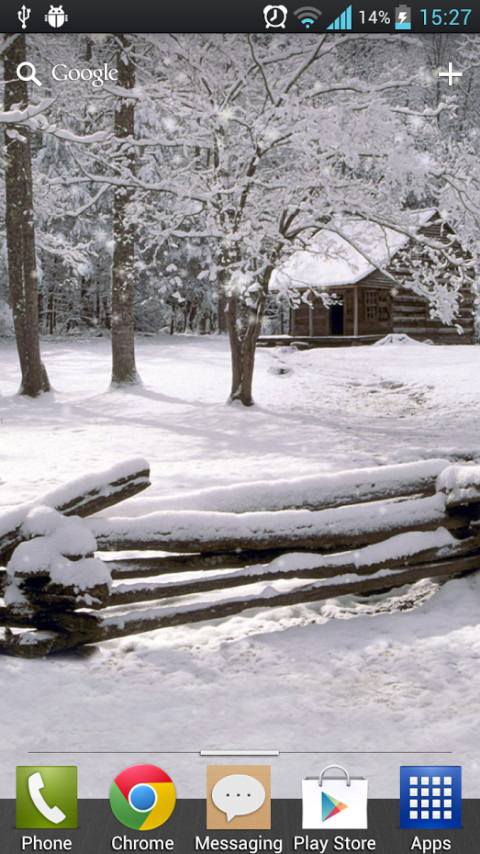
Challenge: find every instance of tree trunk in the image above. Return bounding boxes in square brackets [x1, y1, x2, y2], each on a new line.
[226, 284, 267, 407]
[111, 34, 139, 386]
[217, 290, 228, 333]
[3, 34, 50, 397]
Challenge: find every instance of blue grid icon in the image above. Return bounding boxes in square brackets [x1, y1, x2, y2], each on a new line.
[400, 766, 461, 829]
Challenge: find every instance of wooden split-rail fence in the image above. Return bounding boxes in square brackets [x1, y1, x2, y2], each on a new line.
[1, 456, 480, 657]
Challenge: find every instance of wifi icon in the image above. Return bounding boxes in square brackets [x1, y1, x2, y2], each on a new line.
[294, 5, 322, 27]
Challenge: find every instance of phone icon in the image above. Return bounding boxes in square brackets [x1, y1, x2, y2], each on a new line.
[16, 766, 77, 829]
[28, 772, 66, 824]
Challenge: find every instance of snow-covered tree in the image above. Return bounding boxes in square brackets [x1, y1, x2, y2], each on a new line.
[150, 34, 455, 404]
[2, 34, 50, 396]
[111, 34, 139, 385]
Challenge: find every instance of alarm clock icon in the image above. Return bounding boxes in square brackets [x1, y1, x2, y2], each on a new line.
[263, 5, 288, 27]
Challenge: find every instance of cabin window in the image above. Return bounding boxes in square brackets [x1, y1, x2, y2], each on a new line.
[365, 290, 378, 320]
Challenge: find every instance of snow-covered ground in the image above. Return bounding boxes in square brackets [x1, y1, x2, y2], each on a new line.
[1, 335, 480, 800]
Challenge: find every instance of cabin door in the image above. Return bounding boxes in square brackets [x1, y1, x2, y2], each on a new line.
[330, 303, 344, 335]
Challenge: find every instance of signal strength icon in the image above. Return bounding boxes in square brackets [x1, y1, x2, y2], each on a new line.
[294, 6, 322, 27]
[327, 4, 352, 29]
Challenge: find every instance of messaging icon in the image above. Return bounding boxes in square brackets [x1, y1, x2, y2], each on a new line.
[206, 766, 271, 830]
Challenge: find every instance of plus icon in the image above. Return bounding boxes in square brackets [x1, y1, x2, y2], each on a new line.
[438, 62, 463, 86]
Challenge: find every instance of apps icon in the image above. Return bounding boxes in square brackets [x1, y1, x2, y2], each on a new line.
[400, 766, 461, 829]
[109, 765, 176, 831]
[206, 766, 271, 830]
[16, 766, 77, 829]
[302, 765, 368, 829]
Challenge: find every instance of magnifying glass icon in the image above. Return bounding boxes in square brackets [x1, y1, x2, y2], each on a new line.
[16, 62, 42, 88]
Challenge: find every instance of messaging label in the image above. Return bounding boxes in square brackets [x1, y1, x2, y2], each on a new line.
[206, 766, 271, 830]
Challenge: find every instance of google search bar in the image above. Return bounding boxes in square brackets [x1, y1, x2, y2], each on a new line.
[16, 62, 119, 89]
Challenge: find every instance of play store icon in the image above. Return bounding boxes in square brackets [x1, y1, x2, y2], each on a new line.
[322, 792, 348, 822]
[302, 766, 368, 829]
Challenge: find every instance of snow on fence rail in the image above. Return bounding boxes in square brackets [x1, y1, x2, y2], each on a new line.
[1, 459, 480, 657]
[0, 458, 150, 564]
[117, 458, 449, 514]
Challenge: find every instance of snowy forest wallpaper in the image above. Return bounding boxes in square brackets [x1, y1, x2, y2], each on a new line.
[1, 32, 480, 802]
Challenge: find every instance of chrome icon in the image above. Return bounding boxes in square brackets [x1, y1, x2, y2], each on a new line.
[109, 765, 176, 830]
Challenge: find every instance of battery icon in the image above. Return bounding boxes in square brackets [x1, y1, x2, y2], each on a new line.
[395, 5, 411, 28]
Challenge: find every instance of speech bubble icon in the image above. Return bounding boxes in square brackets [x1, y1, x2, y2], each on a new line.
[212, 774, 266, 822]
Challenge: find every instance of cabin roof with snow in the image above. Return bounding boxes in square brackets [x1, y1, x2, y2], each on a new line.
[272, 209, 438, 291]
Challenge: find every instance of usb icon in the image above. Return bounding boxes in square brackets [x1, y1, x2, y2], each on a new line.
[17, 4, 31, 28]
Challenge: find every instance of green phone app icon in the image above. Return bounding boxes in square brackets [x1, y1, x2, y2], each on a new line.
[16, 766, 77, 829]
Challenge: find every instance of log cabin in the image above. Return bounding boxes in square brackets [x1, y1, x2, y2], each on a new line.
[269, 210, 476, 344]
